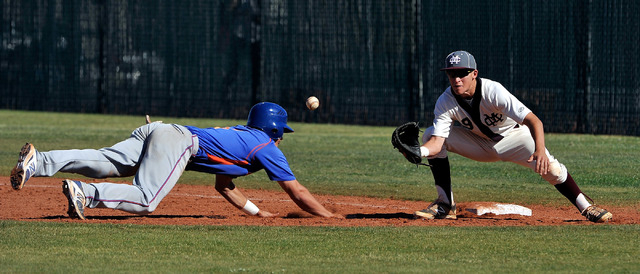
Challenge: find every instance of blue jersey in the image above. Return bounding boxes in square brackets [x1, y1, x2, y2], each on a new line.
[184, 125, 296, 181]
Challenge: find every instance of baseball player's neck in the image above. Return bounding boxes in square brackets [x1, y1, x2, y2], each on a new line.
[466, 80, 477, 98]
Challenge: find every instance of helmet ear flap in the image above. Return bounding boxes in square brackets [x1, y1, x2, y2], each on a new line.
[271, 128, 280, 138]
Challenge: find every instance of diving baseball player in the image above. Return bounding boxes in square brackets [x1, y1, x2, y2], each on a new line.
[10, 102, 338, 220]
[410, 50, 612, 223]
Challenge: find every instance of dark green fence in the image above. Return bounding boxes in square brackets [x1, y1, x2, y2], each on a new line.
[2, 1, 639, 135]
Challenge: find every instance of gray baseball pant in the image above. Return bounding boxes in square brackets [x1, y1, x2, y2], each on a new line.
[33, 122, 199, 214]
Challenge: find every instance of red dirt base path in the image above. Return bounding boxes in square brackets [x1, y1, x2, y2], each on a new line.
[2, 177, 638, 227]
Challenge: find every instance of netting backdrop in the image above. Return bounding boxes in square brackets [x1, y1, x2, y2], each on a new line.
[2, 0, 639, 135]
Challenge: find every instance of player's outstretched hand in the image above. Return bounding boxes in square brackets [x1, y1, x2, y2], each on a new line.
[256, 210, 279, 218]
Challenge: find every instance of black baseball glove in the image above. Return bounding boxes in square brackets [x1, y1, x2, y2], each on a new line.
[391, 122, 425, 165]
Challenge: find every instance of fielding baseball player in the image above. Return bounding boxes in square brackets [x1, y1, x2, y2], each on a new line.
[10, 102, 338, 220]
[394, 50, 612, 223]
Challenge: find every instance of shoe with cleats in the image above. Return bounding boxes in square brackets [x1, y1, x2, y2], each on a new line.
[62, 179, 87, 220]
[414, 202, 457, 220]
[582, 205, 612, 223]
[10, 143, 38, 190]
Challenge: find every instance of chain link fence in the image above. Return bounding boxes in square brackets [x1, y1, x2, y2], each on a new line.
[2, 0, 639, 135]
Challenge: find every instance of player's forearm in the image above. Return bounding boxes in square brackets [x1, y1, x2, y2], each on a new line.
[421, 136, 446, 157]
[294, 193, 333, 217]
[531, 128, 546, 152]
[523, 113, 546, 151]
[279, 180, 334, 217]
[215, 175, 258, 215]
[216, 183, 246, 209]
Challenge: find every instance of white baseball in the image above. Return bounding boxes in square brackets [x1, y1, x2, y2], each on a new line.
[306, 96, 320, 110]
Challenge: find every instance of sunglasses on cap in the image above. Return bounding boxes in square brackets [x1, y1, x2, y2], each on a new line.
[446, 69, 474, 79]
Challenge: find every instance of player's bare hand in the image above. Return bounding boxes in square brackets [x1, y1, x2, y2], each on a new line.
[528, 151, 549, 175]
[256, 210, 278, 218]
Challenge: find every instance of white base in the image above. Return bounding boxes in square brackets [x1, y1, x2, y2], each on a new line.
[465, 203, 532, 216]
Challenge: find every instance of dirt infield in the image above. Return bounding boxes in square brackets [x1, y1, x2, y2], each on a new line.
[2, 177, 638, 227]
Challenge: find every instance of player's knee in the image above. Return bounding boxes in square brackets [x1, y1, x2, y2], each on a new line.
[543, 161, 567, 185]
[134, 199, 160, 215]
[137, 205, 156, 215]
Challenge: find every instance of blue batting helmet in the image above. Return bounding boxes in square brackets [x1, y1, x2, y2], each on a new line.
[247, 102, 294, 140]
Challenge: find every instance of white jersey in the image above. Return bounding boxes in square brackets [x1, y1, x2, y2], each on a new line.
[432, 78, 531, 141]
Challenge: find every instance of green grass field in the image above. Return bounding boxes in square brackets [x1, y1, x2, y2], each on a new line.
[1, 110, 639, 272]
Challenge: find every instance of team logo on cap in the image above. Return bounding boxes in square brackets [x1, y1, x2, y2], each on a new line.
[449, 55, 461, 64]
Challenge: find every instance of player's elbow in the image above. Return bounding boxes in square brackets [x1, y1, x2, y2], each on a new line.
[278, 180, 308, 199]
[214, 175, 236, 193]
[523, 112, 543, 127]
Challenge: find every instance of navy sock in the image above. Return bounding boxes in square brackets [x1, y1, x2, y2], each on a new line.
[428, 157, 452, 204]
[554, 173, 583, 208]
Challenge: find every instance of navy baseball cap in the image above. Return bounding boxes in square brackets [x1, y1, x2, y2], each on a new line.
[441, 50, 477, 71]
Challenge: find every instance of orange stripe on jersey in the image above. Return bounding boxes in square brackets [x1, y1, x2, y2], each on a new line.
[214, 126, 242, 131]
[207, 154, 249, 166]
[246, 141, 271, 159]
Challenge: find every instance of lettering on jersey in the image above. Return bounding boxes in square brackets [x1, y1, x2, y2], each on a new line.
[451, 78, 504, 142]
[483, 113, 504, 126]
[461, 118, 474, 130]
[449, 55, 461, 64]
